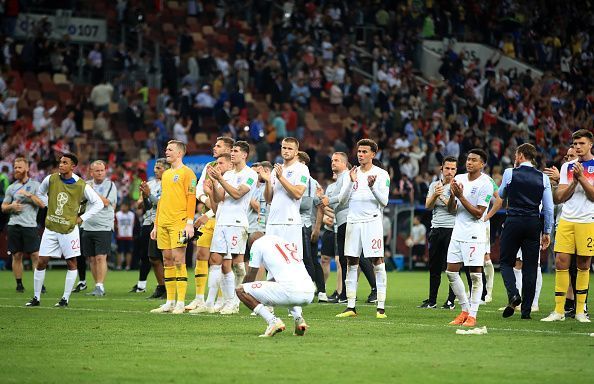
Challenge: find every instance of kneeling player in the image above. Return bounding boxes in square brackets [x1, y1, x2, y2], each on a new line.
[236, 235, 315, 337]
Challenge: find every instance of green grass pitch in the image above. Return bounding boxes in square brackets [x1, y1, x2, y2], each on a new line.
[1, 270, 593, 384]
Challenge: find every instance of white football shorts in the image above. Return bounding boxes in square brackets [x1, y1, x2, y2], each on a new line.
[344, 218, 384, 258]
[447, 239, 486, 267]
[210, 225, 248, 259]
[242, 281, 315, 306]
[39, 226, 81, 259]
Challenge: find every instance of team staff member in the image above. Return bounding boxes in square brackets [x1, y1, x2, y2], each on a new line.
[542, 129, 594, 323]
[1, 157, 44, 292]
[81, 160, 117, 297]
[26, 154, 103, 307]
[150, 140, 197, 314]
[418, 156, 458, 309]
[498, 143, 554, 319]
[132, 158, 169, 298]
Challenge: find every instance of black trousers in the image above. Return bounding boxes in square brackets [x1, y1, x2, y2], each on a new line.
[77, 228, 86, 281]
[427, 227, 453, 304]
[337, 223, 377, 299]
[302, 226, 326, 293]
[137, 225, 152, 281]
[499, 215, 541, 316]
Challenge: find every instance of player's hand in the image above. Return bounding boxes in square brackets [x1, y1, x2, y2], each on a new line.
[150, 226, 157, 240]
[100, 195, 110, 206]
[450, 180, 463, 198]
[311, 229, 320, 243]
[11, 201, 23, 212]
[319, 195, 329, 207]
[76, 216, 83, 225]
[315, 185, 324, 198]
[207, 165, 222, 180]
[543, 166, 560, 183]
[16, 189, 33, 199]
[140, 181, 150, 197]
[349, 166, 358, 182]
[184, 224, 195, 240]
[367, 175, 377, 187]
[204, 179, 214, 195]
[260, 167, 271, 182]
[273, 164, 283, 180]
[541, 234, 551, 250]
[195, 214, 208, 227]
[573, 162, 584, 180]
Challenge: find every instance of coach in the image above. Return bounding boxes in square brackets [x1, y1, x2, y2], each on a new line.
[498, 144, 554, 319]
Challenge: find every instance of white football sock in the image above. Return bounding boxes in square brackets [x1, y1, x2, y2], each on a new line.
[221, 271, 235, 302]
[96, 283, 104, 290]
[513, 267, 522, 296]
[289, 306, 303, 321]
[484, 260, 494, 296]
[63, 270, 77, 301]
[254, 303, 275, 324]
[232, 262, 246, 288]
[137, 280, 147, 290]
[205, 265, 222, 307]
[34, 269, 46, 300]
[345, 265, 358, 308]
[446, 271, 469, 312]
[533, 265, 542, 307]
[374, 263, 387, 310]
[469, 272, 483, 318]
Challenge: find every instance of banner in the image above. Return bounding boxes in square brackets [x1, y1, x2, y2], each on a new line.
[145, 155, 215, 179]
[421, 39, 543, 80]
[15, 13, 107, 43]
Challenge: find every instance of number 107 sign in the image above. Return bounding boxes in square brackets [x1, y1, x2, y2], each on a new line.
[15, 13, 107, 43]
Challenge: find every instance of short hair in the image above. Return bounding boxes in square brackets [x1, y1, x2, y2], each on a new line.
[332, 152, 348, 163]
[468, 148, 487, 163]
[357, 139, 378, 153]
[516, 143, 537, 161]
[259, 161, 273, 170]
[62, 153, 79, 166]
[167, 140, 186, 154]
[442, 156, 457, 166]
[155, 158, 170, 169]
[218, 152, 231, 162]
[572, 129, 593, 143]
[282, 137, 299, 149]
[233, 140, 250, 154]
[251, 162, 260, 168]
[90, 160, 106, 169]
[216, 136, 235, 148]
[14, 157, 29, 166]
[297, 151, 310, 165]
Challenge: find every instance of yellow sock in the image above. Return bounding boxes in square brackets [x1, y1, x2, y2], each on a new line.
[176, 264, 188, 303]
[576, 268, 590, 315]
[554, 269, 569, 314]
[164, 266, 176, 302]
[195, 260, 208, 298]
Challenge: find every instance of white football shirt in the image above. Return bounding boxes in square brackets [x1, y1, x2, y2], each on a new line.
[249, 235, 314, 289]
[559, 159, 594, 223]
[216, 165, 258, 227]
[339, 165, 390, 223]
[116, 211, 135, 239]
[267, 161, 310, 225]
[451, 173, 494, 242]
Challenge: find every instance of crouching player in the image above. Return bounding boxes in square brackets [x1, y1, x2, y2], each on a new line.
[236, 234, 315, 337]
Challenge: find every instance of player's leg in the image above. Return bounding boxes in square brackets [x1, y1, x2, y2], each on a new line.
[532, 258, 542, 312]
[54, 228, 82, 306]
[445, 239, 470, 324]
[236, 282, 286, 337]
[75, 229, 89, 292]
[93, 254, 108, 295]
[301, 226, 316, 280]
[574, 222, 593, 322]
[465, 264, 483, 326]
[134, 225, 151, 293]
[336, 223, 362, 317]
[484, 252, 494, 302]
[423, 228, 441, 307]
[371, 257, 387, 318]
[336, 223, 348, 303]
[311, 240, 327, 302]
[498, 220, 523, 308]
[171, 245, 188, 314]
[125, 242, 132, 270]
[360, 218, 386, 317]
[12, 252, 24, 292]
[151, 226, 176, 313]
[514, 258, 523, 297]
[359, 254, 377, 303]
[201, 252, 223, 313]
[542, 219, 575, 321]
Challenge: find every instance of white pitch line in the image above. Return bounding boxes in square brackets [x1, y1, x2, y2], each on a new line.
[1, 304, 590, 337]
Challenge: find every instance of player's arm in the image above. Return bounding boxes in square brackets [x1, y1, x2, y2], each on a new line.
[370, 173, 389, 207]
[447, 190, 457, 214]
[184, 173, 198, 229]
[35, 175, 51, 207]
[485, 189, 502, 221]
[554, 162, 578, 204]
[218, 176, 251, 200]
[337, 170, 355, 205]
[458, 182, 491, 220]
[541, 174, 554, 235]
[250, 197, 260, 213]
[1, 186, 14, 213]
[243, 266, 259, 284]
[80, 184, 104, 222]
[574, 162, 594, 201]
[311, 204, 324, 243]
[276, 171, 306, 200]
[261, 167, 273, 203]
